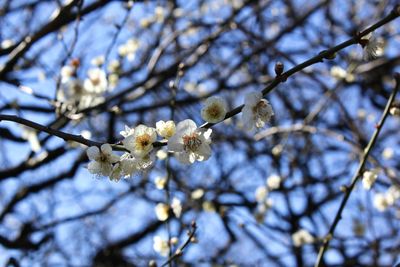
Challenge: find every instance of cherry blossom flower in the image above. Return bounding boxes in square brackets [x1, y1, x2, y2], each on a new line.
[242, 92, 274, 130]
[122, 125, 157, 158]
[60, 65, 75, 83]
[360, 32, 385, 60]
[266, 174, 281, 190]
[362, 169, 379, 190]
[255, 186, 268, 203]
[171, 197, 182, 218]
[86, 144, 120, 176]
[155, 203, 170, 221]
[84, 68, 108, 93]
[118, 39, 140, 61]
[156, 120, 176, 139]
[201, 96, 228, 123]
[167, 119, 212, 164]
[292, 229, 314, 247]
[374, 193, 389, 212]
[120, 125, 134, 138]
[154, 176, 167, 190]
[153, 236, 170, 257]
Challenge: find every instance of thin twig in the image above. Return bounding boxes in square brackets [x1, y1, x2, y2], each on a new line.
[314, 73, 400, 267]
[161, 221, 197, 267]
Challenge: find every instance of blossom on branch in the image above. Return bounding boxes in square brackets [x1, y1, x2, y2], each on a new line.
[86, 144, 120, 177]
[84, 68, 108, 93]
[242, 92, 274, 130]
[153, 236, 170, 257]
[123, 125, 157, 158]
[167, 119, 212, 164]
[201, 96, 228, 123]
[156, 120, 176, 139]
[362, 169, 379, 190]
[359, 32, 385, 60]
[292, 229, 315, 247]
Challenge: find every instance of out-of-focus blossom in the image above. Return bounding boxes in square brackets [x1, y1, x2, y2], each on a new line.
[292, 229, 314, 247]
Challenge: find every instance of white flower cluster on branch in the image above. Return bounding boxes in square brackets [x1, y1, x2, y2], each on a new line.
[85, 92, 274, 181]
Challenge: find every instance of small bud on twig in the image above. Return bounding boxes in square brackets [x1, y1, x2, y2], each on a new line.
[274, 62, 284, 76]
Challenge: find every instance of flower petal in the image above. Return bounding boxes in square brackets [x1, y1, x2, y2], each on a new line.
[176, 119, 197, 135]
[101, 143, 112, 155]
[87, 146, 100, 160]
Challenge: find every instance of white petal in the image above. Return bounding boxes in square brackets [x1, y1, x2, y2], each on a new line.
[176, 152, 192, 164]
[109, 154, 120, 164]
[244, 92, 262, 107]
[100, 163, 112, 176]
[88, 161, 101, 174]
[101, 143, 113, 155]
[197, 144, 211, 160]
[87, 146, 100, 160]
[176, 119, 197, 135]
[134, 124, 148, 136]
[242, 108, 254, 130]
[167, 134, 184, 152]
[122, 135, 135, 152]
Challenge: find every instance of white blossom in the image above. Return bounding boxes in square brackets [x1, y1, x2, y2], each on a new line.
[153, 236, 170, 257]
[242, 92, 274, 130]
[360, 32, 385, 60]
[266, 174, 281, 190]
[21, 126, 41, 152]
[167, 119, 212, 164]
[201, 96, 228, 123]
[156, 120, 176, 139]
[60, 65, 74, 83]
[118, 39, 140, 61]
[1, 39, 14, 49]
[156, 149, 168, 160]
[122, 125, 157, 158]
[382, 147, 394, 160]
[84, 68, 108, 93]
[155, 203, 169, 221]
[255, 186, 268, 203]
[374, 193, 389, 212]
[90, 55, 105, 66]
[362, 169, 379, 190]
[108, 59, 121, 73]
[191, 189, 205, 199]
[120, 125, 134, 138]
[292, 229, 314, 247]
[171, 197, 182, 218]
[86, 144, 120, 176]
[154, 176, 167, 190]
[386, 186, 400, 206]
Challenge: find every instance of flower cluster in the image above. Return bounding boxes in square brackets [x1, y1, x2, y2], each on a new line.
[85, 92, 274, 181]
[57, 57, 119, 110]
[292, 229, 315, 247]
[155, 197, 182, 221]
[253, 174, 281, 222]
[362, 169, 379, 190]
[373, 186, 400, 212]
